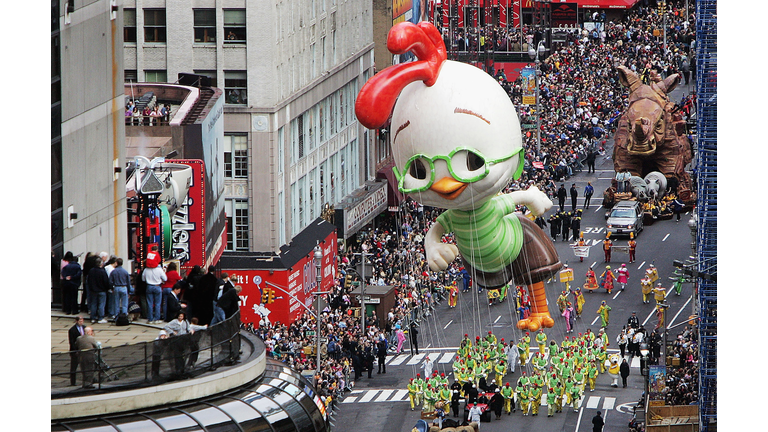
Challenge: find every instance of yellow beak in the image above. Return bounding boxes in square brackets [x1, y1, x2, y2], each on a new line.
[430, 177, 468, 200]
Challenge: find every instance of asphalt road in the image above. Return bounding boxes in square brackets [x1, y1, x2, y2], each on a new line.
[332, 85, 694, 432]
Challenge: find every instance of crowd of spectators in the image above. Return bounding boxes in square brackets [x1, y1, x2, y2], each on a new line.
[661, 326, 699, 405]
[494, 1, 696, 201]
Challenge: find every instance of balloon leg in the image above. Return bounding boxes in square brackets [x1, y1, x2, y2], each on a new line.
[516, 281, 554, 331]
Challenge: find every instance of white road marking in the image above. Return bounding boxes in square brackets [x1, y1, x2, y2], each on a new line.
[373, 390, 395, 402]
[667, 295, 693, 330]
[388, 355, 408, 366]
[358, 390, 379, 403]
[443, 320, 453, 330]
[637, 261, 646, 270]
[662, 233, 670, 242]
[391, 389, 410, 401]
[603, 397, 616, 410]
[494, 315, 502, 324]
[407, 353, 426, 365]
[586, 396, 601, 409]
[438, 353, 455, 364]
[591, 316, 600, 326]
[612, 290, 622, 300]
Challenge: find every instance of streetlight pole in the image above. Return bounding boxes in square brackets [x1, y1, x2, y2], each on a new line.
[354, 247, 373, 334]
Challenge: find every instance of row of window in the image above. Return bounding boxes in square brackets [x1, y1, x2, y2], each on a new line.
[290, 80, 358, 163]
[124, 8, 246, 44]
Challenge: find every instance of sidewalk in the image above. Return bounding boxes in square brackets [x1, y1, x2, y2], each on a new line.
[51, 310, 163, 353]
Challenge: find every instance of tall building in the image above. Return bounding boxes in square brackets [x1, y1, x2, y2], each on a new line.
[52, 0, 128, 283]
[124, 0, 383, 252]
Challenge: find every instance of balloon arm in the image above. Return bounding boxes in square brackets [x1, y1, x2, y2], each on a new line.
[425, 222, 459, 271]
[508, 186, 553, 216]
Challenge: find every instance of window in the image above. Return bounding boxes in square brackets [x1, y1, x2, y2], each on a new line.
[144, 9, 166, 43]
[277, 127, 284, 174]
[298, 115, 305, 159]
[224, 9, 246, 43]
[124, 8, 137, 43]
[193, 9, 216, 43]
[225, 199, 250, 251]
[224, 134, 248, 178]
[144, 70, 167, 82]
[224, 71, 247, 104]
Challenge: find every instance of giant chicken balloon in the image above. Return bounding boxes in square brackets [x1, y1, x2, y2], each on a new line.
[355, 22, 562, 331]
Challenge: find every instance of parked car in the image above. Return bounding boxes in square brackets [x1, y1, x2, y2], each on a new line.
[606, 200, 643, 237]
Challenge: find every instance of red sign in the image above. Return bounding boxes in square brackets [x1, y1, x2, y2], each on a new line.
[171, 160, 206, 271]
[224, 230, 338, 327]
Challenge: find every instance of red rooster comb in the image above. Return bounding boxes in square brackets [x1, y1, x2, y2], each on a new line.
[355, 21, 447, 129]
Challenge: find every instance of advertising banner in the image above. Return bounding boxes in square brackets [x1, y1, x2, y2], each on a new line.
[171, 159, 206, 270]
[551, 2, 578, 27]
[225, 228, 338, 327]
[521, 66, 537, 105]
[648, 365, 667, 406]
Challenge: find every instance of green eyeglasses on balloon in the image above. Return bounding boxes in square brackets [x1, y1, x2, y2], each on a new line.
[392, 147, 524, 194]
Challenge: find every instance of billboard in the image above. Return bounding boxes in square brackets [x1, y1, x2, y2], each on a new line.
[170, 159, 227, 271]
[551, 2, 578, 27]
[224, 225, 338, 327]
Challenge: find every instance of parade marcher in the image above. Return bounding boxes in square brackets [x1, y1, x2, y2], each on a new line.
[535, 329, 547, 355]
[597, 301, 611, 328]
[529, 383, 542, 416]
[654, 283, 667, 305]
[408, 378, 420, 411]
[600, 266, 616, 294]
[617, 329, 629, 358]
[562, 302, 575, 333]
[576, 232, 586, 262]
[646, 264, 659, 284]
[603, 234, 613, 263]
[628, 232, 637, 263]
[557, 290, 569, 314]
[584, 266, 599, 291]
[572, 287, 585, 317]
[655, 304, 665, 330]
[505, 340, 519, 373]
[448, 281, 458, 308]
[451, 389, 461, 417]
[501, 382, 514, 415]
[410, 321, 420, 355]
[587, 361, 599, 392]
[641, 276, 653, 304]
[547, 387, 557, 417]
[517, 380, 530, 416]
[617, 263, 629, 290]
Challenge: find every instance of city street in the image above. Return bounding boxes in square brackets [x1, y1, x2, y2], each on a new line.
[332, 85, 695, 432]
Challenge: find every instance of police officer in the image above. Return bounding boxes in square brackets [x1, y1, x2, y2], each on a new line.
[561, 212, 572, 242]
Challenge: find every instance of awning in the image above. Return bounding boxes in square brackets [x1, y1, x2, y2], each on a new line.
[575, 0, 640, 9]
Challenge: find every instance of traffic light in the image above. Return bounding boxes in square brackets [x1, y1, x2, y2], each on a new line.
[344, 274, 352, 289]
[261, 289, 269, 304]
[267, 289, 275, 304]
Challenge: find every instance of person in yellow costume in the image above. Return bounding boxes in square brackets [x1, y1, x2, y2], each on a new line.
[501, 382, 514, 414]
[535, 328, 548, 355]
[517, 337, 529, 366]
[408, 378, 420, 411]
[641, 276, 653, 304]
[646, 264, 659, 284]
[517, 382, 530, 416]
[653, 283, 667, 304]
[529, 383, 543, 416]
[572, 286, 585, 317]
[494, 360, 506, 387]
[448, 281, 458, 308]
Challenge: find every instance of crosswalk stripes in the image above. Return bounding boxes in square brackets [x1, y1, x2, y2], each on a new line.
[342, 389, 617, 409]
[406, 353, 427, 365]
[438, 352, 455, 363]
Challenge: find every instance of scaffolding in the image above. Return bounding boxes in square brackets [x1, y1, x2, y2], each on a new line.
[694, 0, 717, 431]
